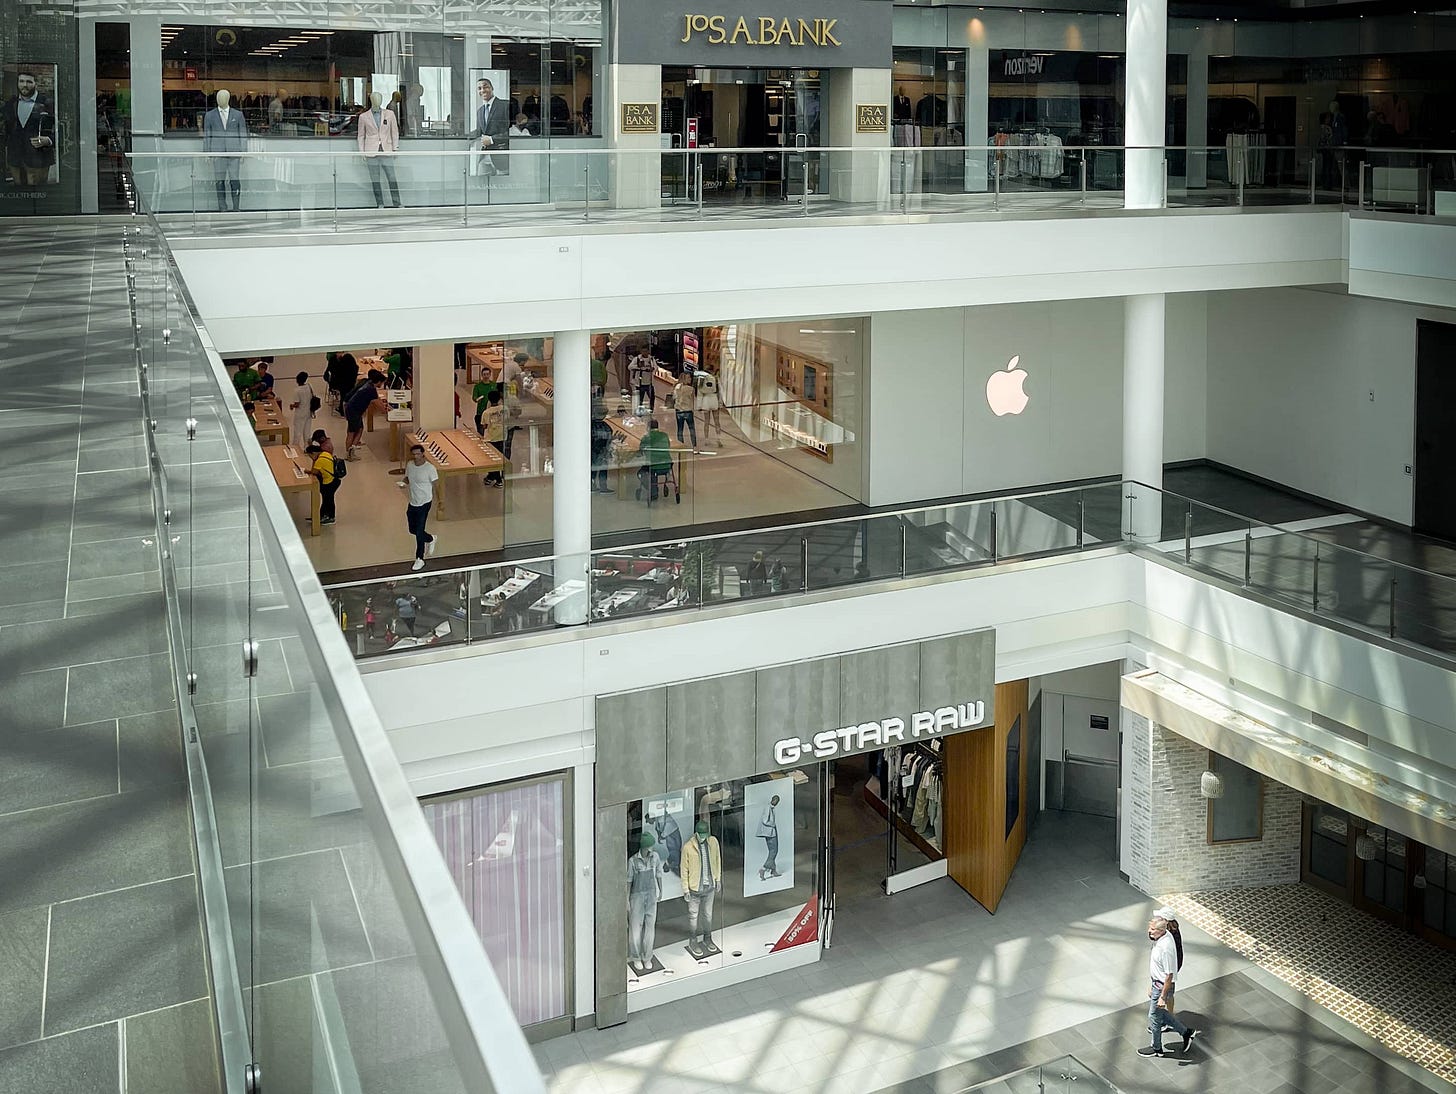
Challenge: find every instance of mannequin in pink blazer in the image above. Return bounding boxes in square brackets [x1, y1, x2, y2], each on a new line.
[357, 92, 402, 208]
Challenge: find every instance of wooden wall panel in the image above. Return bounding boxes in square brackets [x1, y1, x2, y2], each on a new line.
[944, 679, 1031, 914]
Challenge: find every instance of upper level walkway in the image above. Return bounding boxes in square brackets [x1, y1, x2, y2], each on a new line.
[0, 216, 541, 1094]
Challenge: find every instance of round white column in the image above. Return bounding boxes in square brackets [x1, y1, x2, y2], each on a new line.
[552, 329, 591, 625]
[1125, 0, 1169, 210]
[1124, 294, 1166, 542]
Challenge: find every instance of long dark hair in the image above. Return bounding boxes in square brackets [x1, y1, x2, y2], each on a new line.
[1168, 918, 1184, 970]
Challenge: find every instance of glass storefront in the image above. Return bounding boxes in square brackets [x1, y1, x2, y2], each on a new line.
[626, 770, 822, 989]
[423, 773, 573, 1031]
[591, 319, 867, 542]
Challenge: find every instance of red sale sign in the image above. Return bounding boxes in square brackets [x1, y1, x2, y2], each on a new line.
[770, 896, 819, 952]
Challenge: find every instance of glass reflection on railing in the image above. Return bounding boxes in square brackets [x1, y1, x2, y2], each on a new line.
[125, 142, 1445, 230]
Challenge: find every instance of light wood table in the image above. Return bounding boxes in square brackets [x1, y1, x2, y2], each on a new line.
[406, 429, 506, 518]
[466, 344, 505, 384]
[264, 446, 320, 536]
[252, 401, 289, 446]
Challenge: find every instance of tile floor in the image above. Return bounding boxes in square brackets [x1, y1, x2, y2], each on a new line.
[0, 222, 219, 1092]
[535, 812, 1450, 1094]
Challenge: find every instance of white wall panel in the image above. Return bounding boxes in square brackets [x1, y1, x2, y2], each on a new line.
[174, 210, 1344, 355]
[1205, 287, 1456, 523]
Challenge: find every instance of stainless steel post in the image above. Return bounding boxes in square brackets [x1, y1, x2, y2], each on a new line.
[1425, 164, 1434, 215]
[1243, 529, 1253, 586]
[1077, 493, 1085, 550]
[1079, 153, 1087, 204]
[1237, 163, 1245, 207]
[1184, 506, 1192, 564]
[1312, 542, 1320, 612]
[900, 519, 908, 578]
[1357, 160, 1366, 208]
[1309, 156, 1316, 204]
[800, 537, 810, 592]
[1162, 156, 1169, 207]
[990, 505, 999, 563]
[899, 152, 907, 215]
[583, 159, 590, 221]
[461, 154, 469, 226]
[801, 160, 809, 217]
[1389, 569, 1398, 637]
[695, 158, 704, 218]
[994, 164, 1000, 210]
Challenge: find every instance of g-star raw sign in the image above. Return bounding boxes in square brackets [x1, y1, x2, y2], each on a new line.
[615, 0, 891, 69]
[773, 700, 987, 765]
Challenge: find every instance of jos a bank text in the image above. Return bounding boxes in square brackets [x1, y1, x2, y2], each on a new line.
[680, 14, 843, 46]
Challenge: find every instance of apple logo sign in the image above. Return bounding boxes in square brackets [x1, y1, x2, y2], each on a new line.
[985, 355, 1030, 416]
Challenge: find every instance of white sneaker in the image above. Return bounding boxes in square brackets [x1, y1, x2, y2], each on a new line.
[427, 536, 438, 557]
[411, 558, 425, 571]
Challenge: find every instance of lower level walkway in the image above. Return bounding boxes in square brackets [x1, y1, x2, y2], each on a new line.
[0, 222, 218, 1092]
[535, 812, 1449, 1094]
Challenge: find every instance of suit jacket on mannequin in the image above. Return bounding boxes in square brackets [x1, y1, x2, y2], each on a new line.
[357, 107, 400, 155]
[203, 106, 248, 153]
[2, 94, 57, 172]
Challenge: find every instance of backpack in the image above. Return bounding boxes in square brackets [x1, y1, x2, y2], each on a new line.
[332, 454, 348, 481]
[309, 394, 322, 415]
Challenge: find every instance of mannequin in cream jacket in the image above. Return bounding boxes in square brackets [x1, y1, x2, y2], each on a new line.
[357, 91, 402, 208]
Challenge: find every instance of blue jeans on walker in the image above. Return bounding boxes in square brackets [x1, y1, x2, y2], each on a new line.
[1148, 982, 1188, 1051]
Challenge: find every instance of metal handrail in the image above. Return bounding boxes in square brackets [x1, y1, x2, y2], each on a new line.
[134, 182, 544, 1093]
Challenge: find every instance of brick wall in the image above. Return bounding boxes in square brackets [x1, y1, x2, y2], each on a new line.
[1123, 714, 1302, 897]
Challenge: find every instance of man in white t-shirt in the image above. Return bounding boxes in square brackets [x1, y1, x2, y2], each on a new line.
[404, 444, 440, 571]
[1139, 910, 1196, 1058]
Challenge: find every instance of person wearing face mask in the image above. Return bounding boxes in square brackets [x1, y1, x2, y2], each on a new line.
[1139, 910, 1197, 1057]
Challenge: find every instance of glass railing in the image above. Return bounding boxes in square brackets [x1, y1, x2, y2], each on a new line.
[124, 175, 542, 1092]
[123, 142, 1430, 232]
[321, 470, 1456, 664]
[324, 482, 1128, 653]
[1140, 481, 1456, 653]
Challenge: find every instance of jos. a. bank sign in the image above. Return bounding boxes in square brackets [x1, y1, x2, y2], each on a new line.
[615, 0, 891, 69]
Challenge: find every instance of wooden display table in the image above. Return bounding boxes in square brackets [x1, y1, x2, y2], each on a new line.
[406, 429, 507, 517]
[264, 446, 320, 536]
[252, 401, 289, 446]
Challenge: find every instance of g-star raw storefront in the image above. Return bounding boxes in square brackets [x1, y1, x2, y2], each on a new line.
[592, 629, 996, 1024]
[611, 0, 894, 204]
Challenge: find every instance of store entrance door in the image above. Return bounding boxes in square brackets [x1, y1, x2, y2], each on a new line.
[661, 67, 824, 205]
[1414, 320, 1456, 543]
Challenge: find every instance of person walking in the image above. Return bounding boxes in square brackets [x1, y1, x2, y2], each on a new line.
[590, 391, 614, 493]
[482, 389, 506, 486]
[1139, 910, 1197, 1058]
[394, 592, 420, 637]
[404, 443, 439, 571]
[672, 370, 698, 447]
[756, 794, 781, 880]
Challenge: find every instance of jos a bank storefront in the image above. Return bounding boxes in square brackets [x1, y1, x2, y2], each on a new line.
[592, 628, 1025, 1024]
[613, 0, 893, 163]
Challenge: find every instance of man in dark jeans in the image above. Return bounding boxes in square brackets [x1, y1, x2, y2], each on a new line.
[343, 369, 386, 457]
[590, 392, 614, 493]
[403, 444, 439, 572]
[305, 442, 340, 525]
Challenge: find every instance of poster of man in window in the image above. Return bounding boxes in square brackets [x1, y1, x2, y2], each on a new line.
[2, 64, 60, 193]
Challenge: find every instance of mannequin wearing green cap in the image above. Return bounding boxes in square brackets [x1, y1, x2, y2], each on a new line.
[679, 820, 723, 958]
[627, 830, 664, 975]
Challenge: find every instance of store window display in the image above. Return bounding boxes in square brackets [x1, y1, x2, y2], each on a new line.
[626, 769, 820, 991]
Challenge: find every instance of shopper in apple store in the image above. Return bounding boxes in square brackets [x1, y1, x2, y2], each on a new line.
[671, 370, 698, 447]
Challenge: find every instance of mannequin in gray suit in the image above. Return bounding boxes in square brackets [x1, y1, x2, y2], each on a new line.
[202, 89, 248, 211]
[467, 77, 510, 175]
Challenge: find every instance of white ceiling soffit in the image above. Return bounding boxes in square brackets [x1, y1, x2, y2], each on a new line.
[1121, 668, 1456, 857]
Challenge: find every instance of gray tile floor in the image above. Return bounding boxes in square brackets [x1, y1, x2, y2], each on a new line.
[0, 222, 219, 1093]
[541, 812, 1450, 1094]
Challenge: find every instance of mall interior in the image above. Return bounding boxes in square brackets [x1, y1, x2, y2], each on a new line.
[5, 0, 1456, 1092]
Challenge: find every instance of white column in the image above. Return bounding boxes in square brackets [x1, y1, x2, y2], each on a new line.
[415, 342, 455, 431]
[1124, 0, 1168, 209]
[552, 330, 591, 626]
[1124, 294, 1166, 542]
[965, 47, 989, 193]
[607, 64, 662, 210]
[825, 68, 890, 205]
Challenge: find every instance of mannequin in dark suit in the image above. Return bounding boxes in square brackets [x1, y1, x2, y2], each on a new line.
[892, 87, 912, 124]
[202, 89, 248, 210]
[2, 71, 56, 188]
[467, 76, 511, 175]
